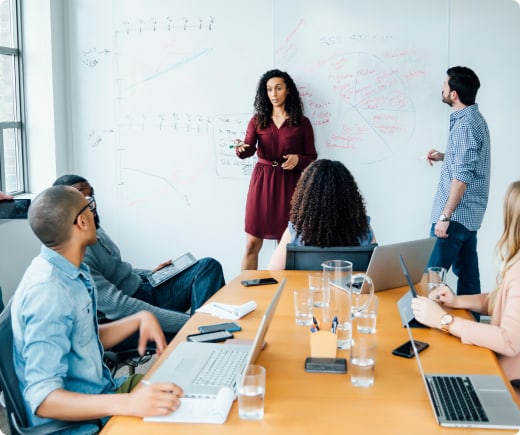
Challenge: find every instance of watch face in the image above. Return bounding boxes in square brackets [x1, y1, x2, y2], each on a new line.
[442, 314, 453, 325]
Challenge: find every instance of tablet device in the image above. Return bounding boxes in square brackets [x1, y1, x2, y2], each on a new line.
[147, 252, 197, 287]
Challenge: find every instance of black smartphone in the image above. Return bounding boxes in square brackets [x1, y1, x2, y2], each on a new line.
[304, 357, 347, 373]
[186, 330, 234, 343]
[240, 277, 278, 287]
[198, 322, 242, 334]
[392, 340, 429, 358]
[0, 198, 31, 219]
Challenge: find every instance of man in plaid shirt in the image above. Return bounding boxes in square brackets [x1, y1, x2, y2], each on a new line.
[425, 66, 490, 303]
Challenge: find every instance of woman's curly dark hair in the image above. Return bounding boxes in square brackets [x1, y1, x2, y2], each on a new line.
[290, 159, 370, 247]
[254, 69, 304, 129]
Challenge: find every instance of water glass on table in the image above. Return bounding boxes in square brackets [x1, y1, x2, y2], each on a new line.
[293, 288, 314, 326]
[356, 295, 378, 334]
[350, 334, 376, 387]
[427, 266, 447, 295]
[238, 364, 266, 420]
[308, 272, 329, 308]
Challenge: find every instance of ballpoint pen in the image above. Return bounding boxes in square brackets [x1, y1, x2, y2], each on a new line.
[331, 316, 338, 334]
[312, 316, 320, 331]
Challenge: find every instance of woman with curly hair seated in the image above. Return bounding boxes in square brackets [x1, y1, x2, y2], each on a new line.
[268, 159, 376, 270]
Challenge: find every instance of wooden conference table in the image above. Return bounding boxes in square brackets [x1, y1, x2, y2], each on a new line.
[101, 270, 520, 434]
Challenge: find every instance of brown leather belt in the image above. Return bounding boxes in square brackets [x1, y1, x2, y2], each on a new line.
[257, 157, 281, 167]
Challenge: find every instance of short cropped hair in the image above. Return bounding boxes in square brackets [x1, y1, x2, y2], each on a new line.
[446, 66, 481, 106]
[28, 186, 82, 247]
[53, 174, 88, 187]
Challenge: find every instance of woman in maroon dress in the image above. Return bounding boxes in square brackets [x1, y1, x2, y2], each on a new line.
[235, 69, 317, 270]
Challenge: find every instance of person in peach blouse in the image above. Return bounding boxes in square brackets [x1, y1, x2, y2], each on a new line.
[412, 180, 520, 397]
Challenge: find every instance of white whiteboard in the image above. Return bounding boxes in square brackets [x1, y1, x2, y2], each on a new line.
[67, 0, 520, 292]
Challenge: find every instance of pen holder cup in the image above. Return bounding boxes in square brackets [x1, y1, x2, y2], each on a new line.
[309, 331, 337, 358]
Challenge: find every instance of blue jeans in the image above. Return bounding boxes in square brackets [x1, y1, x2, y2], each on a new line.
[134, 257, 225, 315]
[112, 257, 225, 352]
[428, 220, 481, 297]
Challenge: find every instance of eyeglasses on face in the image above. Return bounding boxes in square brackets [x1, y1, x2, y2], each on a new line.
[72, 196, 96, 224]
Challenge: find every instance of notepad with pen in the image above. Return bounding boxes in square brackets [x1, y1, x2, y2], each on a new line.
[144, 387, 234, 424]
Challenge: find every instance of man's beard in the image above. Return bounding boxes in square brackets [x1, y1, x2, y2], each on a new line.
[442, 92, 453, 107]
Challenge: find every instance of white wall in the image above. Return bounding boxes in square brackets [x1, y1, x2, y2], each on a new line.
[65, 0, 520, 292]
[1, 0, 519, 303]
[0, 0, 69, 303]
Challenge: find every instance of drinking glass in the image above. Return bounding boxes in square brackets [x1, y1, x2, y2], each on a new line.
[238, 365, 266, 420]
[322, 260, 352, 349]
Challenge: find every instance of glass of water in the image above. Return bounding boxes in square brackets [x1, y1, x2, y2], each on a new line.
[350, 334, 376, 387]
[308, 272, 329, 308]
[293, 288, 314, 326]
[356, 295, 378, 334]
[238, 365, 266, 420]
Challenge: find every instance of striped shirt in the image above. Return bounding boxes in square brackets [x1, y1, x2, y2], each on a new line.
[430, 104, 490, 231]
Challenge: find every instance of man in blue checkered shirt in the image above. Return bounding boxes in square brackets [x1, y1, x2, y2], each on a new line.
[425, 66, 490, 302]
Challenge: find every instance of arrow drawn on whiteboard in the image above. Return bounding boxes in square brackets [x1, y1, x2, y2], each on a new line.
[124, 48, 213, 91]
[121, 168, 191, 207]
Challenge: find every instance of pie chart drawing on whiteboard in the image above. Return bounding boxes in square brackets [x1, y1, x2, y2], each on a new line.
[307, 52, 416, 164]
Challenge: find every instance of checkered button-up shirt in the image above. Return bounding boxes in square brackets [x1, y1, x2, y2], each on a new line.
[430, 104, 490, 231]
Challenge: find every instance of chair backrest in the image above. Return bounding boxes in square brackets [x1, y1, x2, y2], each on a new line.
[0, 299, 31, 432]
[285, 243, 378, 271]
[0, 300, 101, 434]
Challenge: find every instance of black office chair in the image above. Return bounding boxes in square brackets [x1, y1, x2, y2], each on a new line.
[103, 347, 155, 377]
[0, 300, 102, 435]
[285, 243, 378, 271]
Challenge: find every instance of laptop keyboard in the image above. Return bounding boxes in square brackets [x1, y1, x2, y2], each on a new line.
[432, 376, 489, 422]
[193, 348, 249, 388]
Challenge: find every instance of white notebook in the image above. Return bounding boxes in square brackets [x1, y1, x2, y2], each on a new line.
[144, 387, 234, 424]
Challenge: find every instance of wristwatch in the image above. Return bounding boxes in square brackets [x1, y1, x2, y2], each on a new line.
[440, 313, 454, 334]
[439, 213, 451, 222]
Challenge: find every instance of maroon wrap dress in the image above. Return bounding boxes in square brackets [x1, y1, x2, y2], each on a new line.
[238, 115, 317, 240]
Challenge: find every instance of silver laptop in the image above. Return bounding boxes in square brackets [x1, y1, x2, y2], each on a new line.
[148, 278, 286, 398]
[399, 259, 520, 429]
[366, 237, 436, 292]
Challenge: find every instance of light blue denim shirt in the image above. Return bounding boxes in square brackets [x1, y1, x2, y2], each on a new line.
[11, 246, 124, 434]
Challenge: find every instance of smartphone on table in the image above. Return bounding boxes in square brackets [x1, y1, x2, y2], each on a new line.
[240, 277, 278, 287]
[186, 330, 234, 343]
[392, 340, 429, 358]
[198, 322, 242, 334]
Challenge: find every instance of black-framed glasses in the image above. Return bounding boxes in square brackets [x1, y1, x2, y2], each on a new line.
[73, 196, 96, 224]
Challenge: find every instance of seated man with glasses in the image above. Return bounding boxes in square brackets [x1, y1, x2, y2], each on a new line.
[53, 174, 226, 351]
[11, 186, 183, 432]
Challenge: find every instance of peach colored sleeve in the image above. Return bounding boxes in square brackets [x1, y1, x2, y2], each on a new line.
[459, 265, 520, 358]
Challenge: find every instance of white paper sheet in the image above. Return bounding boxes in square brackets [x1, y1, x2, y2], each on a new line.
[195, 301, 256, 320]
[144, 387, 234, 424]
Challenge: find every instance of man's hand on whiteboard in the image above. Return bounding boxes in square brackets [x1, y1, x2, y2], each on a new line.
[232, 139, 250, 153]
[281, 154, 299, 170]
[425, 149, 444, 166]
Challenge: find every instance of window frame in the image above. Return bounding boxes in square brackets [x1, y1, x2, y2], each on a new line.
[0, 0, 27, 195]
